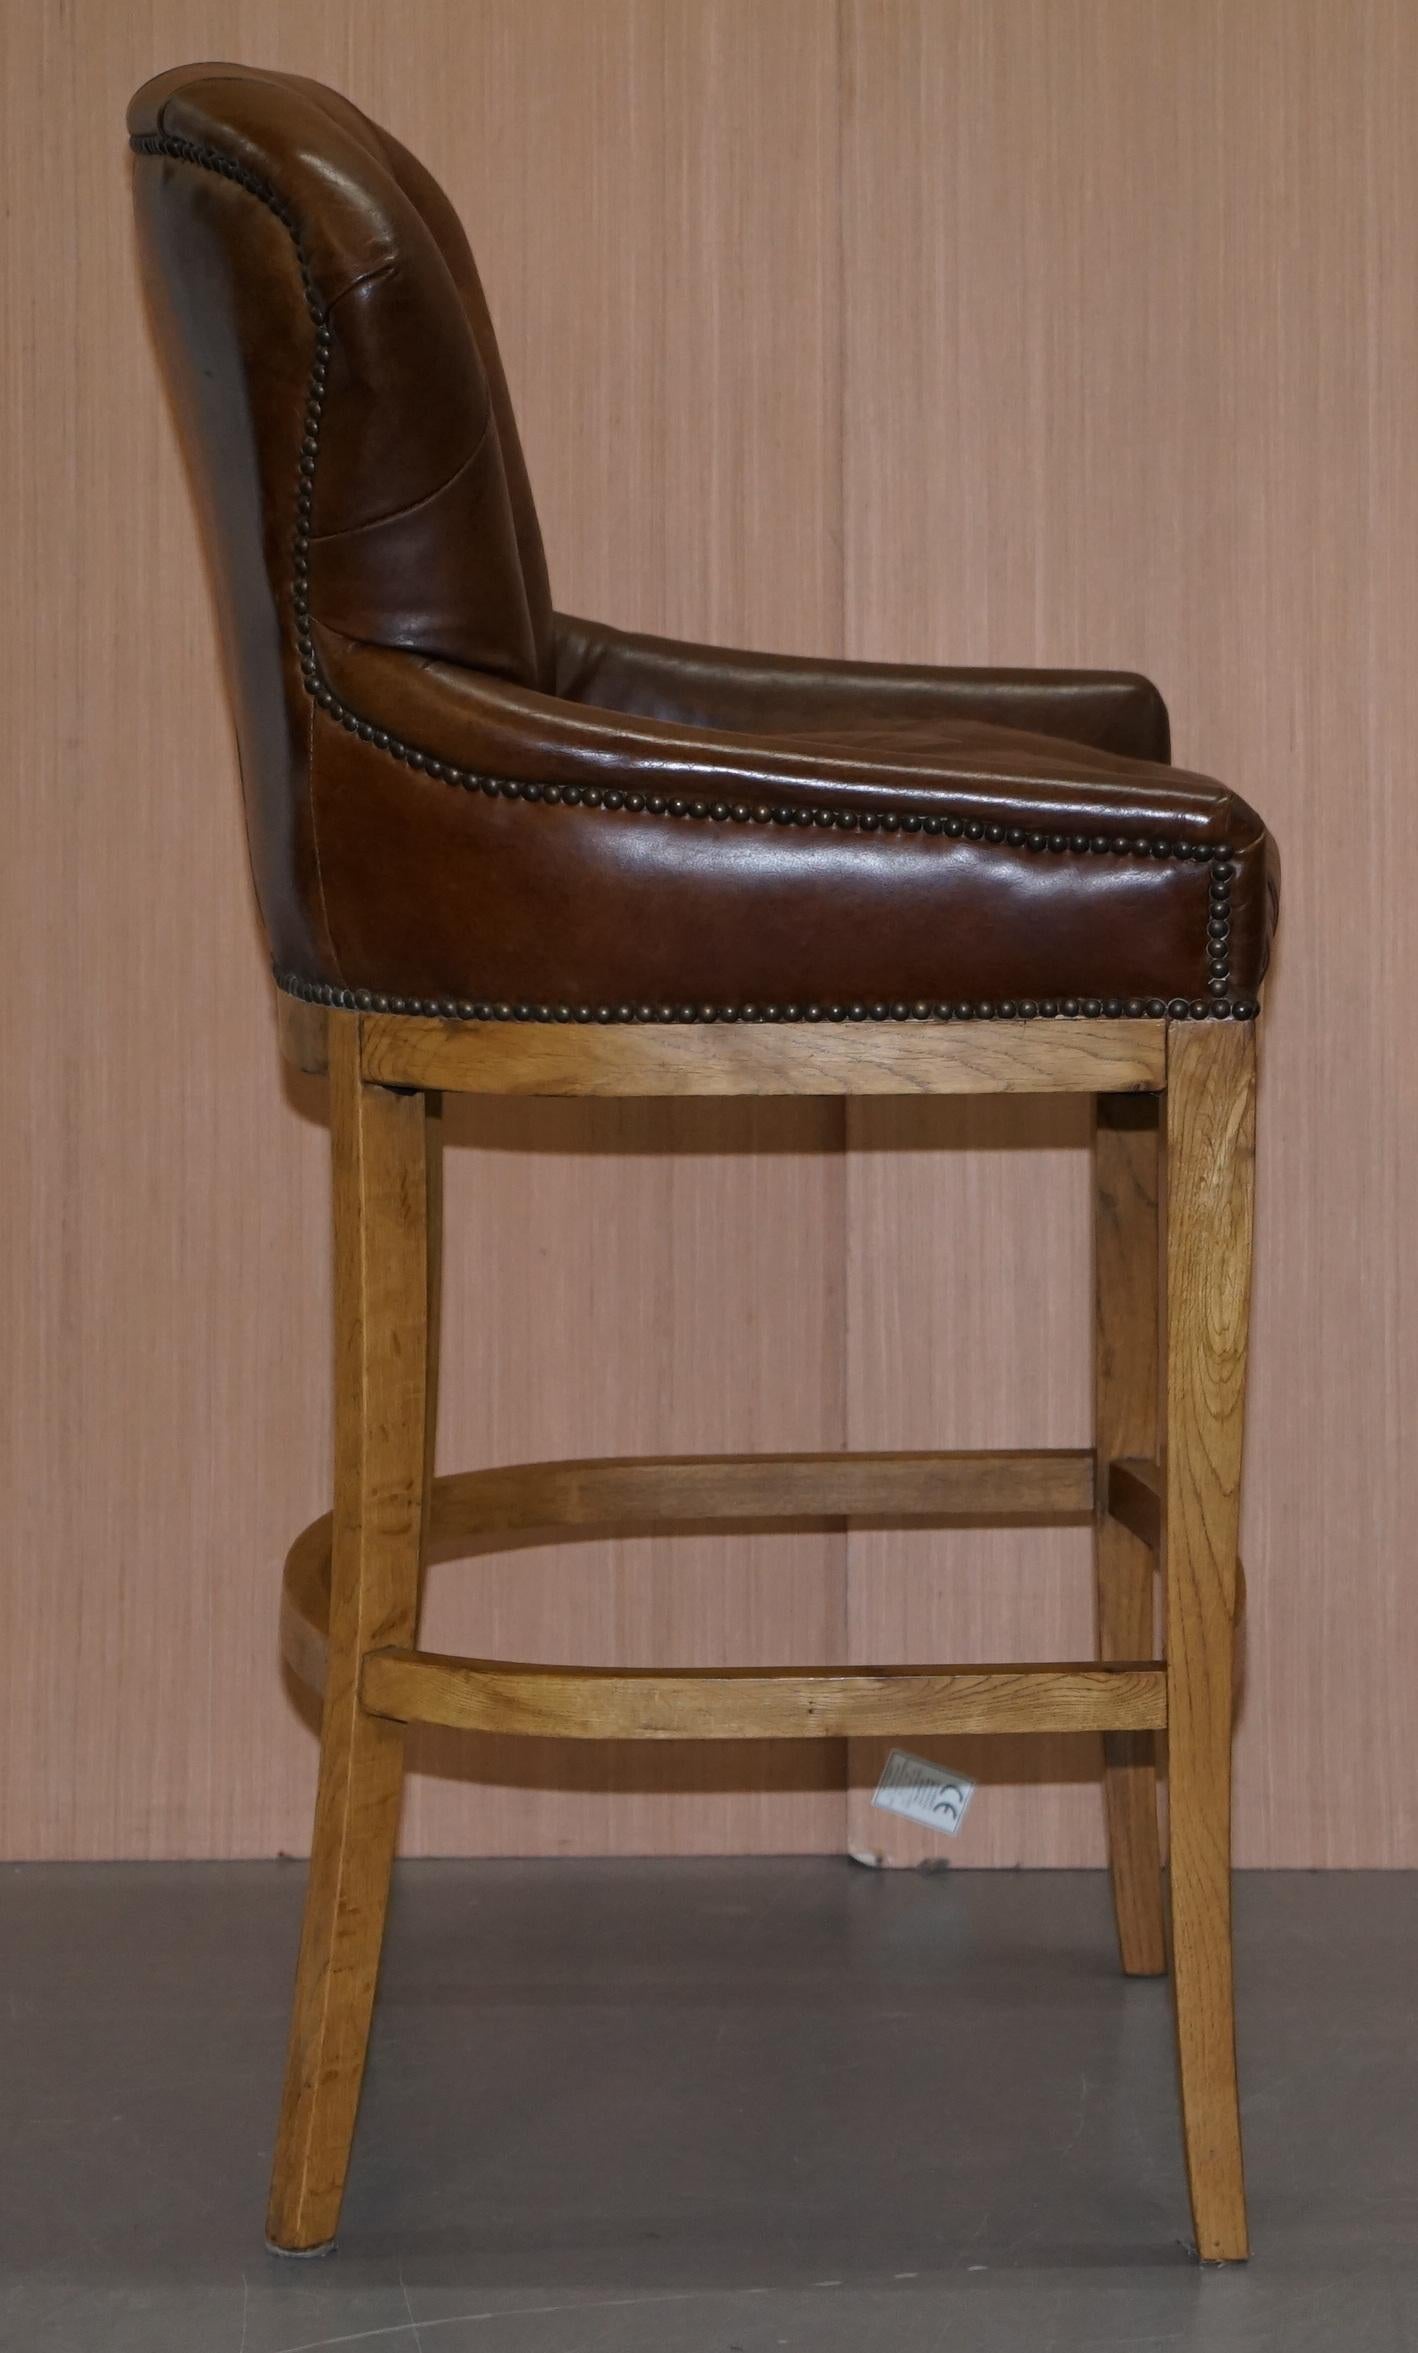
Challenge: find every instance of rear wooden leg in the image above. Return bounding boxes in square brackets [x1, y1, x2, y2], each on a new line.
[1094, 1094, 1167, 1976]
[266, 1015, 434, 2254]
[1163, 1018, 1256, 2262]
[419, 1089, 444, 1587]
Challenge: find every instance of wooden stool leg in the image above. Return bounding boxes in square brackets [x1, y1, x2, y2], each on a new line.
[1094, 1095, 1167, 1976]
[1163, 1019, 1256, 2262]
[266, 1019, 433, 2253]
[420, 1088, 443, 1580]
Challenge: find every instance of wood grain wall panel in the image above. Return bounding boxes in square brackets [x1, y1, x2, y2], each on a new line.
[369, 0, 849, 1858]
[5, 1, 1416, 1868]
[840, 0, 1418, 1866]
[0, 0, 846, 1860]
[1, 0, 336, 1862]
[842, 1102, 1100, 1866]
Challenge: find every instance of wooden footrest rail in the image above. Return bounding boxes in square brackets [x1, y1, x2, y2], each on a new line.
[280, 1445, 1170, 1737]
[428, 1445, 1095, 1532]
[359, 1650, 1164, 1740]
[282, 1447, 1100, 1695]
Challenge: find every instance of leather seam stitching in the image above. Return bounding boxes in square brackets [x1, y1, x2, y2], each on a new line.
[307, 395, 495, 546]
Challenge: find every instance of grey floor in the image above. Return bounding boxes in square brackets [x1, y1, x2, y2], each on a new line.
[2, 1862, 1416, 2352]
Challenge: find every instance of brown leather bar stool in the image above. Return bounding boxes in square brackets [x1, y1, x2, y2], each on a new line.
[129, 63, 1278, 2266]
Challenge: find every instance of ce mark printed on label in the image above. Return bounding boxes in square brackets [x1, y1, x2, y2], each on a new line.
[871, 1748, 977, 1837]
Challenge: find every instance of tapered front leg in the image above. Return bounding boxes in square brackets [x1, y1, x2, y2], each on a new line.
[267, 1015, 434, 2254]
[1094, 1093, 1166, 1975]
[1163, 1018, 1256, 2263]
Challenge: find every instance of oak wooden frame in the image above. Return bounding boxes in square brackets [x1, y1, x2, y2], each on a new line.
[267, 1001, 1256, 2267]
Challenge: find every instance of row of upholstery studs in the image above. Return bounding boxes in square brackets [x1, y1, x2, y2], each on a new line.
[277, 972, 1258, 1022]
[135, 131, 1237, 1000]
[308, 693, 1247, 860]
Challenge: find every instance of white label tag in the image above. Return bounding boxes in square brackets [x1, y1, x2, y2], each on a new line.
[871, 1748, 976, 1836]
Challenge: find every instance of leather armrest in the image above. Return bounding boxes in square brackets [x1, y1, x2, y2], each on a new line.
[551, 613, 1172, 766]
[303, 631, 1273, 1013]
[318, 631, 1227, 844]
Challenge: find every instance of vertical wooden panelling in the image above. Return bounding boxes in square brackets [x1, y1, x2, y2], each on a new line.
[346, 1, 849, 1857]
[841, 0, 1418, 1866]
[1, 0, 334, 1862]
[4, 1, 1417, 1868]
[842, 1099, 1099, 1864]
[0, 0, 845, 1861]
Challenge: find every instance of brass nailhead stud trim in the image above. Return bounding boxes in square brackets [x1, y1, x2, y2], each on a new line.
[275, 969, 1259, 1025]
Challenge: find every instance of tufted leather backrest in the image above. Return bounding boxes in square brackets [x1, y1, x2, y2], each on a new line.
[128, 63, 553, 968]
